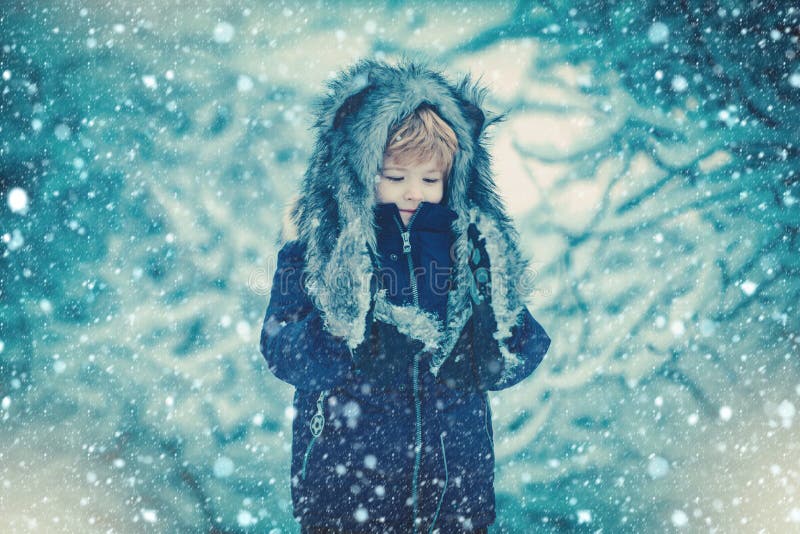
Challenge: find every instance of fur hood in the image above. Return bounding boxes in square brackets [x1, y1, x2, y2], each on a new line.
[282, 58, 532, 375]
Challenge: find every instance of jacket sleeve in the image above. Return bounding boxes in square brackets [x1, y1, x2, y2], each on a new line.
[462, 299, 550, 391]
[259, 241, 355, 390]
[437, 302, 550, 392]
[483, 305, 551, 391]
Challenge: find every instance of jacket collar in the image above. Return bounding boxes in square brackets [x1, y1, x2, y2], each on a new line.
[374, 202, 458, 234]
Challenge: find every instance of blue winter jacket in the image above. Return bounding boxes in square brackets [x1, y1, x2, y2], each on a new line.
[261, 201, 551, 533]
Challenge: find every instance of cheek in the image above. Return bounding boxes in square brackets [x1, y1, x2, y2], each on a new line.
[375, 181, 392, 203]
[428, 182, 444, 203]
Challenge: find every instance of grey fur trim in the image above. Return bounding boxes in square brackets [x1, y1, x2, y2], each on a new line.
[429, 304, 473, 377]
[374, 291, 443, 351]
[292, 58, 531, 353]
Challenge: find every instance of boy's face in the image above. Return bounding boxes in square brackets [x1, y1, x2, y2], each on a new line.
[377, 154, 445, 225]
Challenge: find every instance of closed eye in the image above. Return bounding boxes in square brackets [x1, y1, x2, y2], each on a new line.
[383, 175, 403, 182]
[423, 178, 441, 184]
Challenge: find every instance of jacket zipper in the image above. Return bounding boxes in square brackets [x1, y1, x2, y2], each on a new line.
[301, 390, 327, 480]
[395, 208, 420, 307]
[411, 349, 423, 534]
[429, 433, 448, 534]
[395, 206, 423, 532]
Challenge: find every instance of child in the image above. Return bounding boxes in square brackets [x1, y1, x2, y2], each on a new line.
[260, 59, 551, 534]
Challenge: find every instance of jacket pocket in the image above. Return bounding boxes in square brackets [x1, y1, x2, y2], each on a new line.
[301, 389, 328, 480]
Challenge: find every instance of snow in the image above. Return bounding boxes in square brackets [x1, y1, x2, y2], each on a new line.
[354, 506, 369, 522]
[213, 22, 235, 44]
[2, 3, 797, 533]
[140, 509, 157, 523]
[363, 454, 377, 469]
[237, 75, 254, 92]
[53, 123, 71, 140]
[213, 456, 235, 478]
[576, 509, 592, 524]
[719, 406, 733, 422]
[647, 22, 669, 44]
[671, 75, 688, 92]
[740, 280, 758, 296]
[7, 186, 29, 214]
[237, 510, 257, 526]
[647, 455, 670, 479]
[142, 75, 157, 89]
[671, 509, 688, 527]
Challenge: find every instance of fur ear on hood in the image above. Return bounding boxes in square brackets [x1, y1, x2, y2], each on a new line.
[289, 58, 531, 376]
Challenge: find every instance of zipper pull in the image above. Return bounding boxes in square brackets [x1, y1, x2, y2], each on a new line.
[401, 230, 411, 254]
[310, 390, 326, 437]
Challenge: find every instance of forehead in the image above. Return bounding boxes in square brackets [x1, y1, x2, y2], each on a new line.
[382, 154, 444, 174]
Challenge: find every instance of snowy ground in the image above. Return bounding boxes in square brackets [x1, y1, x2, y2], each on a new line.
[2, 1, 798, 532]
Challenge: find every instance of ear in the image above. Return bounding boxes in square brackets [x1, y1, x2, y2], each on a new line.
[332, 84, 375, 130]
[455, 73, 507, 139]
[316, 59, 380, 131]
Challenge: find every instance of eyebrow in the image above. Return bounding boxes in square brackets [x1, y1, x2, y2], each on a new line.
[383, 167, 443, 175]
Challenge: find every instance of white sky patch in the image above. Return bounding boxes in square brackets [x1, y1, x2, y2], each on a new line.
[284, 405, 297, 421]
[789, 72, 800, 89]
[7, 187, 29, 214]
[213, 22, 235, 44]
[1, 396, 10, 410]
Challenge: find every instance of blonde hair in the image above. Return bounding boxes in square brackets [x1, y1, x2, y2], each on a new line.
[384, 105, 459, 179]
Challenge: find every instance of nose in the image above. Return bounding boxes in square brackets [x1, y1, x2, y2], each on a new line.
[404, 183, 423, 201]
